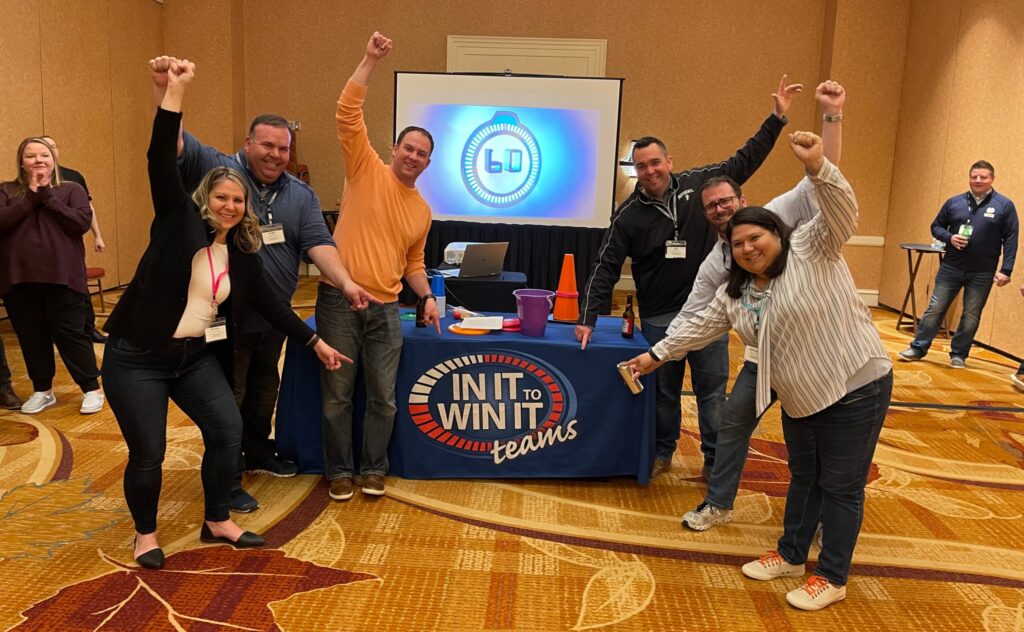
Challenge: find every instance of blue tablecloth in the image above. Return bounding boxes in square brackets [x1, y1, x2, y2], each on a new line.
[276, 313, 655, 484]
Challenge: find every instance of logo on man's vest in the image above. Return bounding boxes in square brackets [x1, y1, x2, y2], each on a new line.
[407, 351, 577, 464]
[461, 111, 541, 208]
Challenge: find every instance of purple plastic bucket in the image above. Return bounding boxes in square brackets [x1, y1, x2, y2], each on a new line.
[513, 289, 554, 337]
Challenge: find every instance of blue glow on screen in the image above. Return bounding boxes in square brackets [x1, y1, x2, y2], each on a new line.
[411, 104, 598, 219]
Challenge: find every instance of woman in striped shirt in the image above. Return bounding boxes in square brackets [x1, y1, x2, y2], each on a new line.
[627, 131, 892, 611]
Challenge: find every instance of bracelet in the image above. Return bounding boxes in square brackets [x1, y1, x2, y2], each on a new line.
[307, 333, 321, 347]
[647, 347, 662, 362]
[423, 293, 436, 302]
[823, 113, 843, 122]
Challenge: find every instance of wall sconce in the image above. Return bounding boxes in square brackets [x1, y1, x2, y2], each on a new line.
[619, 140, 637, 178]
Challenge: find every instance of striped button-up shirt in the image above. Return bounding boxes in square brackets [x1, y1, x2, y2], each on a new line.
[652, 159, 890, 418]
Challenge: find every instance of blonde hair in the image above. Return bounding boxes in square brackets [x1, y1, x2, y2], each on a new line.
[191, 166, 262, 254]
[10, 137, 62, 196]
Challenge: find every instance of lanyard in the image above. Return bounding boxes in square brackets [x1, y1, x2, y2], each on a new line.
[741, 282, 771, 332]
[206, 246, 230, 311]
[259, 190, 279, 225]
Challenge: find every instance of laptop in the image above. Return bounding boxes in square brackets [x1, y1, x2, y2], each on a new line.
[440, 242, 509, 278]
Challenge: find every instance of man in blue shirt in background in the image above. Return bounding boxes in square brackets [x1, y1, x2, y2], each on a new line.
[899, 160, 1018, 368]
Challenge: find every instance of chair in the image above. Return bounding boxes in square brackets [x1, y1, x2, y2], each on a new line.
[86, 267, 107, 315]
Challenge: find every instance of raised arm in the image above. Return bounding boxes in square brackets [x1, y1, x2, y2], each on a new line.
[816, 80, 845, 166]
[706, 75, 800, 185]
[337, 32, 392, 177]
[147, 59, 195, 217]
[149, 56, 185, 157]
[789, 131, 859, 258]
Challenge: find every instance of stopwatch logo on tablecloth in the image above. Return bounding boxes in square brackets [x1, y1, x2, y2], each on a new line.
[461, 111, 541, 208]
[407, 351, 579, 464]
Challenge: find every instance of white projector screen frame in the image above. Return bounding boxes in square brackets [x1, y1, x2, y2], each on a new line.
[394, 71, 623, 228]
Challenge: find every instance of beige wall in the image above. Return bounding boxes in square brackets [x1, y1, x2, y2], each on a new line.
[880, 0, 1024, 357]
[0, 0, 162, 287]
[4, 1, 1019, 358]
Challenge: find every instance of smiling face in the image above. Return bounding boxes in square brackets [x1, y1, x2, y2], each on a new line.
[209, 179, 247, 233]
[731, 223, 783, 281]
[390, 130, 432, 187]
[632, 143, 673, 200]
[968, 167, 994, 198]
[21, 142, 55, 187]
[244, 124, 291, 185]
[702, 181, 745, 235]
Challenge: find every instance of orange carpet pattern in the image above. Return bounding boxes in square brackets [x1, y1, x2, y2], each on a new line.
[1, 288, 1022, 631]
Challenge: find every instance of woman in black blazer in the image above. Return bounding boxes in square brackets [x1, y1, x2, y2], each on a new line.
[102, 59, 348, 570]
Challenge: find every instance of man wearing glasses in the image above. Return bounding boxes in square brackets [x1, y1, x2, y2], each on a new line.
[673, 81, 846, 531]
[577, 76, 801, 481]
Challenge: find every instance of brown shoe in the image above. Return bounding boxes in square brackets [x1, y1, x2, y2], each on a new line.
[650, 459, 672, 480]
[328, 477, 354, 501]
[0, 383, 23, 410]
[361, 474, 386, 496]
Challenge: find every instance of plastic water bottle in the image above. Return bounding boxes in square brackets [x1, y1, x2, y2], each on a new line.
[430, 274, 446, 317]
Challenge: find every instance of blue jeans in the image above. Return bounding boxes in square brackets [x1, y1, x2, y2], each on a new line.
[911, 262, 994, 359]
[316, 284, 403, 479]
[705, 361, 776, 509]
[642, 320, 729, 464]
[102, 336, 242, 533]
[776, 372, 892, 587]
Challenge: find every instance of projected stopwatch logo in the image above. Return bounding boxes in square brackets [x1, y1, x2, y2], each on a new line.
[461, 111, 541, 208]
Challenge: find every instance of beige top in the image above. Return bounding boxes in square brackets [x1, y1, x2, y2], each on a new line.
[173, 242, 231, 338]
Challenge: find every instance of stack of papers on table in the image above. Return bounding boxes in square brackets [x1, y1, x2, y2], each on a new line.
[460, 316, 504, 330]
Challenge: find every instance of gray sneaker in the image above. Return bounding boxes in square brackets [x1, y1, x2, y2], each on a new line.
[682, 502, 733, 531]
[21, 391, 56, 414]
[950, 356, 966, 369]
[898, 348, 922, 361]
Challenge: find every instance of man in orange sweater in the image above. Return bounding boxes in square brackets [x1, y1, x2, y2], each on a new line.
[318, 32, 439, 501]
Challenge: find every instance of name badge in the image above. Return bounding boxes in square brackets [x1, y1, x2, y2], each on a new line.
[665, 239, 687, 259]
[260, 223, 286, 245]
[204, 317, 228, 343]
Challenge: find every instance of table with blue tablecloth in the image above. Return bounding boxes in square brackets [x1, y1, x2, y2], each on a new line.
[276, 313, 656, 484]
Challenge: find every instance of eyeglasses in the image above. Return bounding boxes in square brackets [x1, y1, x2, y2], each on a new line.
[703, 196, 737, 213]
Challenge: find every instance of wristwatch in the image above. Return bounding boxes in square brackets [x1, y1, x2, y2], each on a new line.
[423, 293, 436, 302]
[648, 347, 662, 362]
[823, 113, 843, 123]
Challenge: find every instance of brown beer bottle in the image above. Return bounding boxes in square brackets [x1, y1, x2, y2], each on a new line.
[621, 294, 635, 338]
[415, 297, 427, 328]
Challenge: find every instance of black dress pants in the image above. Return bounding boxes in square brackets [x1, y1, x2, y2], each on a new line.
[2, 283, 100, 392]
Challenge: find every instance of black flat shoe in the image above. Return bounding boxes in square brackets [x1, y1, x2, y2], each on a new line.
[200, 523, 265, 548]
[133, 537, 165, 570]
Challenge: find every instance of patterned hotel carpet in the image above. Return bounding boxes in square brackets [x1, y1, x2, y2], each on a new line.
[0, 304, 1022, 631]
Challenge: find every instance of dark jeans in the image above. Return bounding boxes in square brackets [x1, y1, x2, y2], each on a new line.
[103, 336, 242, 534]
[910, 262, 993, 359]
[3, 283, 100, 392]
[776, 371, 892, 587]
[642, 320, 729, 464]
[232, 329, 287, 472]
[705, 361, 777, 510]
[316, 284, 403, 479]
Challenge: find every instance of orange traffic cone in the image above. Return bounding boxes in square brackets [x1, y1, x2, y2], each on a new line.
[552, 253, 580, 322]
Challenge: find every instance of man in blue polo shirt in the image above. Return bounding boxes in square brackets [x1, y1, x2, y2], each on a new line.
[149, 55, 375, 512]
[899, 161, 1018, 368]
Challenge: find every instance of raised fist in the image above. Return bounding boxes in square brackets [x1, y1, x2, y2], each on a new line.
[815, 80, 846, 115]
[366, 32, 393, 60]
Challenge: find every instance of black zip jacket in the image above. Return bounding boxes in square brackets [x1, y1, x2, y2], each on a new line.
[579, 113, 786, 326]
